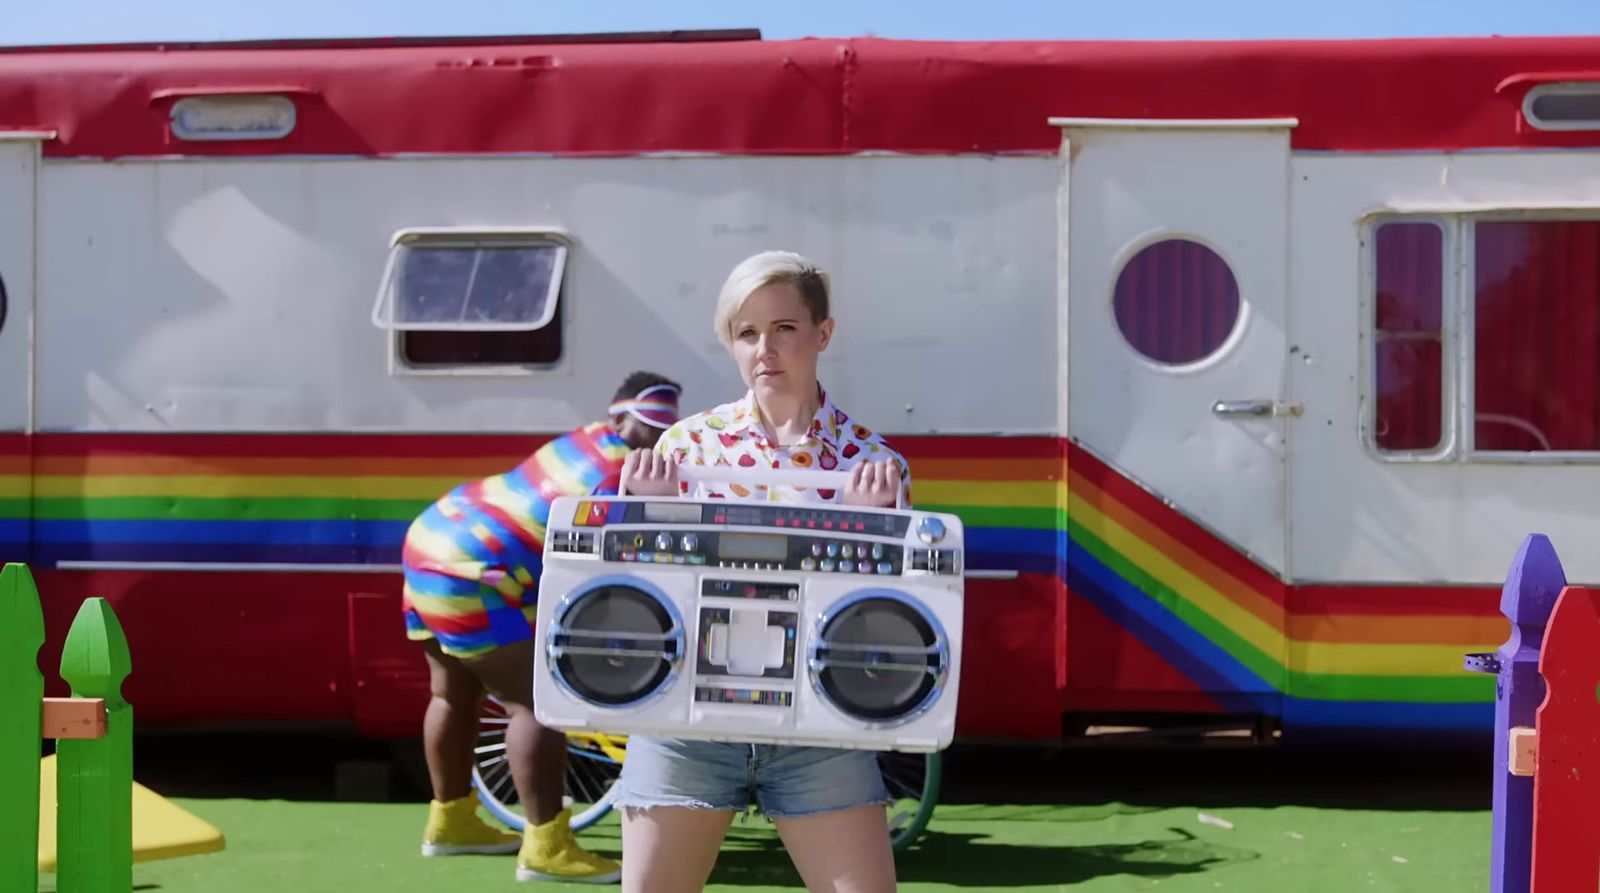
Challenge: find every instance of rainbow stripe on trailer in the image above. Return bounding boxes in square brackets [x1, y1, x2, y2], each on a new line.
[0, 432, 1504, 735]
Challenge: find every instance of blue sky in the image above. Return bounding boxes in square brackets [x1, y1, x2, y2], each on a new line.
[4, 0, 1599, 46]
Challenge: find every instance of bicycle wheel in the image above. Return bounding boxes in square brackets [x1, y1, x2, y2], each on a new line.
[880, 750, 941, 853]
[471, 696, 625, 833]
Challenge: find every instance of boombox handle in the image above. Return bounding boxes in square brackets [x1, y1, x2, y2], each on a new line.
[619, 465, 905, 510]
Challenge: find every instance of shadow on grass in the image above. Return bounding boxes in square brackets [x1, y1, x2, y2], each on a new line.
[898, 826, 1257, 888]
[40, 885, 161, 892]
[688, 824, 1256, 888]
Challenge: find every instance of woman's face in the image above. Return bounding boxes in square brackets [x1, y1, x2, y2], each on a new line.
[729, 282, 833, 400]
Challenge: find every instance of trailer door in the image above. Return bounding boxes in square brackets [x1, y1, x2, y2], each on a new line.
[1058, 119, 1295, 704]
[1060, 118, 1294, 573]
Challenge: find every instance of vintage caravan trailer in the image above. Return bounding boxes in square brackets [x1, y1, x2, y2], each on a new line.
[3, 31, 1599, 745]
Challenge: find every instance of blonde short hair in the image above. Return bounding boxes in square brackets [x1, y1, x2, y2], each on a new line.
[712, 250, 831, 350]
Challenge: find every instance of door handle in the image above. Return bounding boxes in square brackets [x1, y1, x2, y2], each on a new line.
[1212, 400, 1303, 419]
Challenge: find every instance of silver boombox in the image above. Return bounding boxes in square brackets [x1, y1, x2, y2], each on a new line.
[530, 468, 965, 752]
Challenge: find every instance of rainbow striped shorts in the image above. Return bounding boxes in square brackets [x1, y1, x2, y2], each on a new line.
[400, 504, 542, 658]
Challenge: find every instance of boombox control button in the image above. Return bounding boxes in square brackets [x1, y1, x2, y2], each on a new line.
[810, 543, 824, 557]
[839, 560, 855, 573]
[858, 562, 874, 574]
[656, 533, 674, 552]
[826, 543, 840, 558]
[681, 534, 699, 552]
[856, 544, 869, 559]
[820, 559, 835, 572]
[801, 558, 817, 571]
[877, 561, 894, 575]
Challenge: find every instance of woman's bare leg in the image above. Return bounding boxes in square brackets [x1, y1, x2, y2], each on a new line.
[620, 806, 736, 893]
[461, 639, 566, 825]
[773, 804, 897, 893]
[420, 639, 484, 801]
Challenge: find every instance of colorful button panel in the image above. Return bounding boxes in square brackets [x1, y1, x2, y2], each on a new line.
[695, 687, 793, 707]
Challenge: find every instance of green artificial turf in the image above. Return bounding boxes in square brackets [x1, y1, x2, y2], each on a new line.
[40, 796, 1488, 893]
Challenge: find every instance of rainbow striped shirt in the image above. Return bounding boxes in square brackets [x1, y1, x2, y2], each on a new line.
[401, 421, 631, 582]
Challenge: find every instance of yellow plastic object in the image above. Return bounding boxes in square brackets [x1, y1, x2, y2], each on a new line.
[567, 731, 628, 764]
[37, 755, 225, 871]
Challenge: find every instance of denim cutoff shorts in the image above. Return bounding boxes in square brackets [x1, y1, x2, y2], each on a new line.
[613, 737, 890, 819]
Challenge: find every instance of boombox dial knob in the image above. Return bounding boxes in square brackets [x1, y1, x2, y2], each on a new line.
[680, 534, 699, 552]
[655, 533, 674, 552]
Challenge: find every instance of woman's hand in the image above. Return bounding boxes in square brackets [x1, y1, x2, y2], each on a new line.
[843, 460, 901, 508]
[621, 449, 680, 497]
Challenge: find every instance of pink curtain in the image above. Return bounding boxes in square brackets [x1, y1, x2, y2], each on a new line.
[1475, 221, 1600, 452]
[1373, 222, 1444, 451]
[1113, 240, 1240, 365]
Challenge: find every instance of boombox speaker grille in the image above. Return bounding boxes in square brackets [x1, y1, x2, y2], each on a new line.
[550, 583, 682, 707]
[811, 593, 947, 723]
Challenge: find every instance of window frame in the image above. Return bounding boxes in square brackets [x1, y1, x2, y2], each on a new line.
[1362, 209, 1600, 464]
[1360, 214, 1458, 462]
[374, 226, 572, 377]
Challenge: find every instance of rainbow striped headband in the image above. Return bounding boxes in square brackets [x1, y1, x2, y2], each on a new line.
[609, 383, 681, 429]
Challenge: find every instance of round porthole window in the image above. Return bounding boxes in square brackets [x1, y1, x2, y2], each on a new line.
[1112, 239, 1241, 365]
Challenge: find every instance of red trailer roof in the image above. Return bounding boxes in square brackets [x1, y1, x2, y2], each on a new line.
[2, 35, 1597, 158]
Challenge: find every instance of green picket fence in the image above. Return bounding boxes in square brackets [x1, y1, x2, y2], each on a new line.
[2, 562, 134, 893]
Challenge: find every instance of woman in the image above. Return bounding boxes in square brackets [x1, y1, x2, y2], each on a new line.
[619, 250, 910, 893]
[402, 371, 682, 884]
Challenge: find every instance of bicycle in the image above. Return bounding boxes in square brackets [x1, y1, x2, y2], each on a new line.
[470, 696, 941, 852]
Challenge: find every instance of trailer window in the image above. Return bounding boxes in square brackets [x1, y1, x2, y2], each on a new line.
[1112, 238, 1240, 366]
[1474, 220, 1600, 452]
[399, 303, 564, 367]
[1372, 221, 1445, 452]
[1522, 82, 1600, 131]
[372, 230, 567, 369]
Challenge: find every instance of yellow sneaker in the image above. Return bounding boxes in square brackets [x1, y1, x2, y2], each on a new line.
[515, 808, 622, 884]
[420, 795, 522, 856]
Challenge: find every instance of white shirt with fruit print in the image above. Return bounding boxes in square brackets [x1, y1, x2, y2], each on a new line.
[652, 384, 913, 506]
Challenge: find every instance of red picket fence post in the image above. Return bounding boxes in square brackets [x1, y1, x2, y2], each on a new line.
[1528, 585, 1600, 892]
